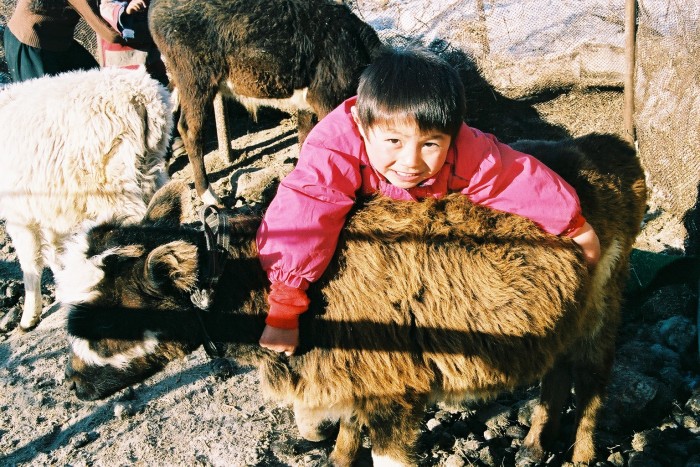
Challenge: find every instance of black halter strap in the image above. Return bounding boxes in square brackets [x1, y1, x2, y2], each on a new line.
[190, 204, 231, 358]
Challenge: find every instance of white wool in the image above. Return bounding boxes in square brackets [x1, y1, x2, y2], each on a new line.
[0, 67, 173, 329]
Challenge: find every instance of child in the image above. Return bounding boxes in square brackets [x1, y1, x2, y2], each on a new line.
[3, 0, 124, 82]
[256, 47, 600, 355]
[98, 0, 167, 85]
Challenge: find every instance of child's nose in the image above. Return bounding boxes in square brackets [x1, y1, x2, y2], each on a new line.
[398, 146, 422, 167]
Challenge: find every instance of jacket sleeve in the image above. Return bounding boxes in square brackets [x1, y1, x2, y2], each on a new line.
[256, 142, 362, 291]
[69, 0, 123, 44]
[457, 128, 584, 236]
[99, 0, 126, 32]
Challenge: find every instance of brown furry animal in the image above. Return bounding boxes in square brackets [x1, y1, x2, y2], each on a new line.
[57, 133, 646, 465]
[149, 0, 383, 205]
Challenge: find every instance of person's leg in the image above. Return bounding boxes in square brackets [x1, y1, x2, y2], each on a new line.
[40, 40, 99, 76]
[3, 27, 47, 81]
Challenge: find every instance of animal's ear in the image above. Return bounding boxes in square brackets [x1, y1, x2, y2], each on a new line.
[143, 180, 190, 225]
[101, 245, 146, 270]
[145, 240, 199, 292]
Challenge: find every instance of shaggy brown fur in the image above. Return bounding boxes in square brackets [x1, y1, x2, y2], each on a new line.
[149, 0, 383, 200]
[59, 134, 646, 465]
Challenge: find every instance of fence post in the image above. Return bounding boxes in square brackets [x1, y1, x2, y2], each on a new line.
[624, 0, 637, 144]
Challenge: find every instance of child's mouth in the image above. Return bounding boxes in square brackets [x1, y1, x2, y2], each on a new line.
[393, 170, 422, 182]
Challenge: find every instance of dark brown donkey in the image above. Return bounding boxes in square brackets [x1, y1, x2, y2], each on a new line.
[149, 0, 383, 205]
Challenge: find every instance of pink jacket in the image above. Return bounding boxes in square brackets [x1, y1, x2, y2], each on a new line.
[256, 97, 584, 326]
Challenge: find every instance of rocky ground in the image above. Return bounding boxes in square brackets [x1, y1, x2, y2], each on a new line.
[1, 74, 699, 466]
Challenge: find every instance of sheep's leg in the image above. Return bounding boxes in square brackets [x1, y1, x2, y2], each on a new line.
[364, 396, 424, 467]
[518, 360, 572, 465]
[328, 414, 362, 467]
[42, 229, 64, 273]
[6, 222, 44, 330]
[293, 402, 339, 442]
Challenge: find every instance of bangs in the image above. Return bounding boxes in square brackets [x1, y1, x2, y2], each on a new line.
[356, 91, 457, 136]
[354, 47, 465, 138]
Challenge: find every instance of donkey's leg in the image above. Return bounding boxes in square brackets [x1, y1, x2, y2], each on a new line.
[519, 360, 573, 465]
[171, 68, 220, 205]
[364, 396, 425, 467]
[213, 92, 232, 162]
[6, 222, 44, 330]
[569, 339, 616, 463]
[293, 401, 339, 442]
[328, 413, 363, 467]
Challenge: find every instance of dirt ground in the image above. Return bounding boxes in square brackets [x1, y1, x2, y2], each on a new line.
[0, 3, 699, 459]
[1, 81, 699, 466]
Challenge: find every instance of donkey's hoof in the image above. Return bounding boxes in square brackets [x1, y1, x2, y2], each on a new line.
[515, 445, 547, 466]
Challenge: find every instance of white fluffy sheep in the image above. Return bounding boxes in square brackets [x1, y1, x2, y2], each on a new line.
[0, 66, 173, 330]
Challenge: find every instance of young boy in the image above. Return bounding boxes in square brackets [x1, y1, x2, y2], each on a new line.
[99, 0, 167, 85]
[256, 47, 600, 355]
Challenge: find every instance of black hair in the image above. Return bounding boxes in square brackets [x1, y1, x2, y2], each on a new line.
[354, 47, 466, 139]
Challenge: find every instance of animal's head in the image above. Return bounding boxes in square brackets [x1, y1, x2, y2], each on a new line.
[57, 181, 211, 400]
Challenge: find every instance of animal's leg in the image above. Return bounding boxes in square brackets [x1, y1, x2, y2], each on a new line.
[293, 402, 339, 442]
[213, 93, 232, 162]
[569, 346, 615, 463]
[6, 222, 44, 330]
[364, 397, 424, 467]
[328, 414, 362, 467]
[42, 228, 67, 274]
[518, 360, 572, 465]
[296, 109, 318, 145]
[174, 76, 220, 206]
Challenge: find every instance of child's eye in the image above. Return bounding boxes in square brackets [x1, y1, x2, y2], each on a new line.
[386, 139, 400, 145]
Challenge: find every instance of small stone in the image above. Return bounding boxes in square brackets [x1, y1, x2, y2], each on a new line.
[70, 431, 98, 449]
[607, 451, 625, 466]
[444, 453, 465, 467]
[0, 306, 20, 332]
[686, 392, 700, 414]
[631, 429, 662, 452]
[505, 425, 527, 439]
[681, 415, 699, 429]
[426, 418, 442, 431]
[113, 402, 134, 419]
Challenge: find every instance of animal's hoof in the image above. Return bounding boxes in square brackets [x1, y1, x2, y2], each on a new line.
[210, 358, 236, 380]
[18, 316, 40, 332]
[299, 419, 338, 442]
[18, 322, 39, 332]
[515, 445, 547, 466]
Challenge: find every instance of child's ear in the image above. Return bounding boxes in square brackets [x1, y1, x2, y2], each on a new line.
[350, 106, 367, 139]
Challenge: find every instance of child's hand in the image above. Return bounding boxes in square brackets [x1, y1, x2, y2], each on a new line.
[569, 221, 600, 270]
[259, 324, 298, 356]
[125, 0, 147, 14]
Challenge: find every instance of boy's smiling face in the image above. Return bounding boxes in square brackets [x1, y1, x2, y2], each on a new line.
[352, 107, 452, 189]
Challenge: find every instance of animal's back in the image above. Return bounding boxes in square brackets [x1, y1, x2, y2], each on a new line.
[286, 195, 587, 405]
[0, 67, 172, 231]
[149, 0, 382, 101]
[512, 133, 646, 245]
[274, 134, 646, 407]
